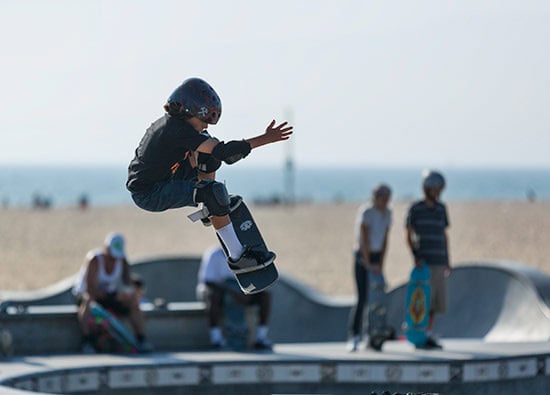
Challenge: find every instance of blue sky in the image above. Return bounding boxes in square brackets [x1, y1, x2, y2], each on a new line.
[1, 0, 549, 168]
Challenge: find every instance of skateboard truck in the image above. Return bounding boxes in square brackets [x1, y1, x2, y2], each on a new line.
[187, 204, 212, 226]
[188, 196, 244, 227]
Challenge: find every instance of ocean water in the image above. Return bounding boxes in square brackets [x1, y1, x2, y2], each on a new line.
[0, 165, 548, 207]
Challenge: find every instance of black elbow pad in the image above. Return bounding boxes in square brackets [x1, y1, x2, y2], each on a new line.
[196, 152, 222, 173]
[211, 140, 251, 164]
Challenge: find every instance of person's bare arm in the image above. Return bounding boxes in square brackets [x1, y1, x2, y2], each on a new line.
[406, 226, 421, 267]
[245, 120, 293, 149]
[121, 259, 131, 286]
[360, 223, 370, 270]
[195, 120, 293, 155]
[380, 226, 391, 267]
[85, 258, 104, 301]
[444, 229, 452, 275]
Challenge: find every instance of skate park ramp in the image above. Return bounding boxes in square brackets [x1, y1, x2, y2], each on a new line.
[384, 261, 550, 342]
[2, 259, 550, 395]
[1, 258, 550, 345]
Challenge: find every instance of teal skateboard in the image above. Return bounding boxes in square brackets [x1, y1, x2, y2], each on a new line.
[88, 302, 141, 354]
[404, 263, 431, 347]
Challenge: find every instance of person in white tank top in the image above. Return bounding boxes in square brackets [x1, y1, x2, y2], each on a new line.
[73, 232, 151, 352]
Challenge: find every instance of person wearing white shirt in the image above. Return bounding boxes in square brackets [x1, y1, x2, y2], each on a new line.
[197, 245, 272, 350]
[348, 184, 392, 351]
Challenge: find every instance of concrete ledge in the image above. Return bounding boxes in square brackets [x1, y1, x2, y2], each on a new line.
[2, 258, 550, 355]
[1, 341, 550, 395]
[1, 302, 209, 355]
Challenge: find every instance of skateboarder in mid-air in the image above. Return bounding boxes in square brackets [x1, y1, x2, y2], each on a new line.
[126, 78, 293, 293]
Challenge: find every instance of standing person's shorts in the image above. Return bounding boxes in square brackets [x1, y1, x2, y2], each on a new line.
[428, 266, 447, 314]
[131, 178, 196, 212]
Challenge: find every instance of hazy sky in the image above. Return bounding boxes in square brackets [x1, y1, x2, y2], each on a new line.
[1, 0, 549, 168]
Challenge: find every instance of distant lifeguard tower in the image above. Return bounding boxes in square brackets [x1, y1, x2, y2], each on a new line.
[283, 107, 295, 205]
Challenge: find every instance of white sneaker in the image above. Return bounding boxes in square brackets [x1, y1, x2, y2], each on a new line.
[346, 336, 361, 352]
[81, 341, 96, 354]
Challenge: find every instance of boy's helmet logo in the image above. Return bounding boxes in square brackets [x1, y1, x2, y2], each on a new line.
[240, 220, 253, 231]
[198, 107, 208, 117]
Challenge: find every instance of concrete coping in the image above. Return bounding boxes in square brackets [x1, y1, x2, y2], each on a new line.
[1, 341, 550, 395]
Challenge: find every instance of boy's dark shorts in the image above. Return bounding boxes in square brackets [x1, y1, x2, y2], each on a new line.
[131, 178, 196, 212]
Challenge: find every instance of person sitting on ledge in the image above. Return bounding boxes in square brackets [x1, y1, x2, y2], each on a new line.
[72, 232, 153, 353]
[196, 245, 273, 350]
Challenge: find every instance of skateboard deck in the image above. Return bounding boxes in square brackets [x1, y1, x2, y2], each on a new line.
[404, 263, 431, 347]
[222, 196, 278, 294]
[88, 302, 140, 354]
[222, 279, 249, 350]
[367, 270, 390, 351]
[0, 328, 13, 357]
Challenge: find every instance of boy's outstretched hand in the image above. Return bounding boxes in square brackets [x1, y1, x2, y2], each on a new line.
[265, 120, 293, 143]
[246, 120, 294, 150]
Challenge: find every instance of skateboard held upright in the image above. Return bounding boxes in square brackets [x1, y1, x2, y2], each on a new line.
[404, 263, 431, 347]
[367, 270, 394, 351]
[88, 302, 141, 354]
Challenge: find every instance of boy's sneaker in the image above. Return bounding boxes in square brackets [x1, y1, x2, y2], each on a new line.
[228, 247, 276, 274]
[367, 336, 385, 352]
[346, 335, 361, 352]
[211, 341, 229, 351]
[81, 341, 96, 354]
[253, 338, 273, 351]
[416, 336, 443, 350]
[137, 340, 154, 353]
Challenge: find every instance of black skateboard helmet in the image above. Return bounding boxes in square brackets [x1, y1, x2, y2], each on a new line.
[166, 78, 222, 124]
[422, 170, 446, 190]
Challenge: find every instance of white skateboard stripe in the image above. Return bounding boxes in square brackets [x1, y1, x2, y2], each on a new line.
[37, 375, 63, 393]
[270, 364, 320, 382]
[463, 362, 500, 382]
[404, 364, 450, 383]
[507, 358, 537, 379]
[336, 363, 449, 383]
[13, 379, 34, 391]
[336, 364, 387, 382]
[212, 364, 321, 384]
[109, 368, 149, 388]
[212, 365, 258, 384]
[156, 366, 200, 386]
[64, 371, 100, 392]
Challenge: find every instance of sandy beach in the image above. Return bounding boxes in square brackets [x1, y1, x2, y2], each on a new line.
[0, 200, 549, 296]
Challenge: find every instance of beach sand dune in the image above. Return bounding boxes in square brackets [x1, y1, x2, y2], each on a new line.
[0, 201, 549, 296]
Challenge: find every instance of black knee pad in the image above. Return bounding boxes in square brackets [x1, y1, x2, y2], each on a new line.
[193, 180, 230, 216]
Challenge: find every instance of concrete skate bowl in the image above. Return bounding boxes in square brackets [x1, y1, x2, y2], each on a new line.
[1, 260, 550, 395]
[2, 259, 550, 348]
[384, 261, 550, 341]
